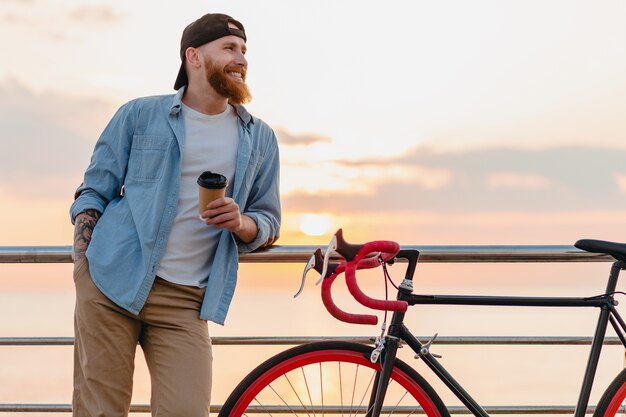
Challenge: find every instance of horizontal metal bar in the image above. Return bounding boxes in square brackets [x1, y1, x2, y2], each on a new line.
[0, 403, 610, 414]
[217, 405, 601, 415]
[0, 246, 72, 263]
[0, 245, 614, 264]
[1, 335, 625, 346]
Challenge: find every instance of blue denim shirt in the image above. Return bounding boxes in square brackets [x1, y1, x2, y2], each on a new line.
[70, 88, 281, 324]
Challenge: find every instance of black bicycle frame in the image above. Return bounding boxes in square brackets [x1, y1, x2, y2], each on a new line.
[369, 255, 626, 417]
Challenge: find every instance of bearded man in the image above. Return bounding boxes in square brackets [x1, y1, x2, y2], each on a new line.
[69, 13, 281, 417]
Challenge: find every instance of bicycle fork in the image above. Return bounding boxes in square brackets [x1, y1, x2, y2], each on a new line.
[366, 334, 402, 417]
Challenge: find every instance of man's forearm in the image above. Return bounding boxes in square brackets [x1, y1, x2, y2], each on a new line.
[73, 209, 101, 260]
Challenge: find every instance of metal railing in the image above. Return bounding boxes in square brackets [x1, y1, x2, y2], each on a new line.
[0, 244, 613, 264]
[0, 244, 617, 414]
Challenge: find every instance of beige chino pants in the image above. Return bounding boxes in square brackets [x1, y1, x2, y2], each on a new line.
[72, 258, 212, 417]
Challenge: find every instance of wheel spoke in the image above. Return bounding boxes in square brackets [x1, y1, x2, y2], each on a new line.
[283, 373, 311, 417]
[356, 371, 376, 416]
[350, 364, 360, 417]
[269, 382, 302, 417]
[300, 367, 316, 417]
[339, 362, 344, 417]
[251, 398, 274, 417]
[320, 362, 324, 417]
[387, 386, 408, 417]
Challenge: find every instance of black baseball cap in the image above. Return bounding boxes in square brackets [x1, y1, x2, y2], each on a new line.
[174, 13, 246, 90]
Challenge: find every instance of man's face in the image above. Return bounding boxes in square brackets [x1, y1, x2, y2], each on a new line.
[200, 33, 251, 104]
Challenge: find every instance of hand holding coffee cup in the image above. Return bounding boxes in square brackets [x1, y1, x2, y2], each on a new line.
[198, 171, 228, 217]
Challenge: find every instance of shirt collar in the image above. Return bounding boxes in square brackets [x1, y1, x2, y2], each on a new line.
[170, 87, 185, 115]
[230, 103, 253, 127]
[170, 86, 253, 128]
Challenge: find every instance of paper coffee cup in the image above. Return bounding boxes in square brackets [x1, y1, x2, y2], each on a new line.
[197, 171, 228, 215]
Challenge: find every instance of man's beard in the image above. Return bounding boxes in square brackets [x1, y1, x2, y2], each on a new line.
[205, 59, 252, 105]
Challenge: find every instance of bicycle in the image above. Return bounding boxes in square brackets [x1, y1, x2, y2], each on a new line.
[218, 229, 626, 417]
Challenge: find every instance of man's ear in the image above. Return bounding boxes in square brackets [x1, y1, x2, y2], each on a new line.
[185, 47, 202, 69]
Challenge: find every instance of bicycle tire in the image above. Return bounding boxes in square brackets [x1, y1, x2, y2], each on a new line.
[218, 341, 449, 417]
[594, 367, 626, 417]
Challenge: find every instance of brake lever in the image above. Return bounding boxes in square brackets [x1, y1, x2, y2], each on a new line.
[294, 252, 317, 298]
[317, 234, 338, 286]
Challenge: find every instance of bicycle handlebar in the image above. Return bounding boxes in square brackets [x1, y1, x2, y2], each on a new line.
[315, 230, 409, 325]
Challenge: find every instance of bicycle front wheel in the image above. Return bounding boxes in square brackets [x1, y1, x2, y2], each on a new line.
[219, 341, 449, 417]
[595, 367, 626, 416]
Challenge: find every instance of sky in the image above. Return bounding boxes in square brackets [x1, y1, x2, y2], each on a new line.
[0, 0, 625, 246]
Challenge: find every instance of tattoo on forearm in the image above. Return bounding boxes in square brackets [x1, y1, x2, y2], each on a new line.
[73, 209, 101, 259]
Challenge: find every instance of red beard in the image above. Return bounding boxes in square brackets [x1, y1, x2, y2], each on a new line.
[205, 59, 252, 104]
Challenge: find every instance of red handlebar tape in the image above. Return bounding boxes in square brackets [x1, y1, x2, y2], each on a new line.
[319, 240, 408, 325]
[322, 273, 377, 325]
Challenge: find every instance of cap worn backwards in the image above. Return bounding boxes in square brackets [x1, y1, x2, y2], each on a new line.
[174, 13, 246, 90]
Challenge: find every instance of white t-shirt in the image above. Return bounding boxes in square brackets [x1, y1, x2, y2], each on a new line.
[156, 103, 239, 287]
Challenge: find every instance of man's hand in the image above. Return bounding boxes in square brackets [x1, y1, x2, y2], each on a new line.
[73, 209, 101, 261]
[201, 197, 258, 244]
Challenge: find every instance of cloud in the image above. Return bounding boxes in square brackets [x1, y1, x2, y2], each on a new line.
[67, 6, 125, 25]
[486, 172, 552, 190]
[343, 163, 453, 191]
[0, 80, 115, 199]
[281, 162, 452, 196]
[282, 145, 626, 214]
[1, 3, 124, 33]
[0, 11, 35, 25]
[615, 173, 626, 193]
[275, 128, 332, 146]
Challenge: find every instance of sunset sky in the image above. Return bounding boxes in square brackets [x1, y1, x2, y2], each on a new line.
[1, 0, 625, 247]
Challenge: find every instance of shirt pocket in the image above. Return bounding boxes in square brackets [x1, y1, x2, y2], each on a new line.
[127, 135, 172, 182]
